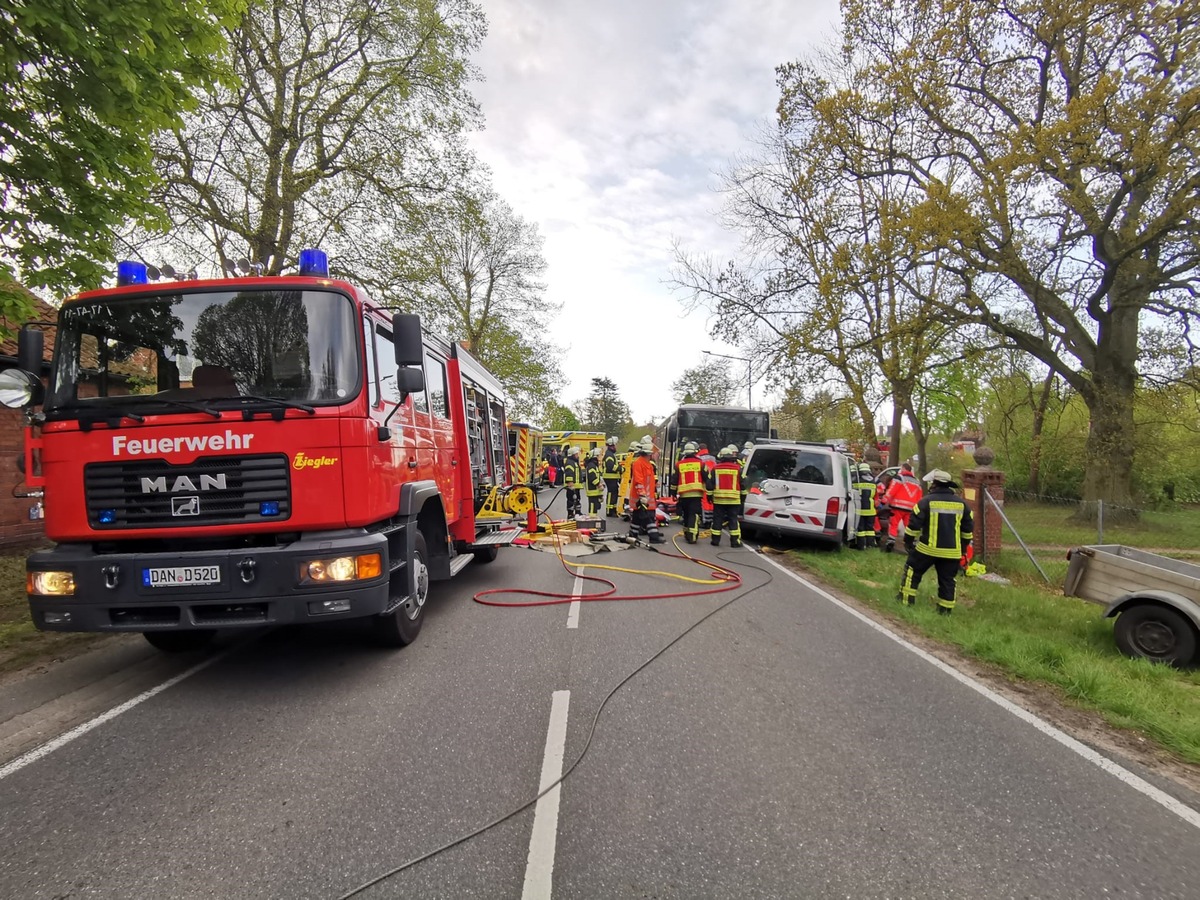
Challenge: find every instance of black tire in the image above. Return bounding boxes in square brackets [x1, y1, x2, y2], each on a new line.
[474, 545, 499, 564]
[375, 531, 429, 647]
[1113, 604, 1198, 667]
[143, 630, 216, 653]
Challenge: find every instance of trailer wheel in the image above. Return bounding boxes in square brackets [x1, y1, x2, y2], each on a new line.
[1114, 604, 1197, 667]
[143, 630, 216, 653]
[375, 532, 428, 647]
[474, 545, 499, 563]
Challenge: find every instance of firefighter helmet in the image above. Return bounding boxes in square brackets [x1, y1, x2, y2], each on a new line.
[923, 468, 956, 486]
[629, 441, 640, 453]
[682, 441, 698, 454]
[607, 435, 618, 446]
[569, 445, 581, 457]
[718, 445, 737, 459]
[639, 441, 654, 454]
[743, 441, 754, 450]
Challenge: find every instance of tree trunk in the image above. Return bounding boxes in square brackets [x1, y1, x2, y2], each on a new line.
[1027, 370, 1054, 496]
[1076, 306, 1140, 523]
[889, 403, 904, 467]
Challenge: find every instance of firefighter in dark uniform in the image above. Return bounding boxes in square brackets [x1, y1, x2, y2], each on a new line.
[897, 469, 974, 615]
[562, 446, 583, 518]
[707, 445, 744, 547]
[853, 462, 877, 550]
[603, 436, 622, 517]
[671, 441, 705, 544]
[585, 448, 604, 515]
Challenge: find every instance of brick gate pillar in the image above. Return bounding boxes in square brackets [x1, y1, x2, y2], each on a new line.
[960, 447, 1004, 562]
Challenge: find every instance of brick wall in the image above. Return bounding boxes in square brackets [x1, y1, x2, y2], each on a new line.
[0, 405, 44, 550]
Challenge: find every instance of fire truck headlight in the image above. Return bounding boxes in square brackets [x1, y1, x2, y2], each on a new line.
[28, 571, 76, 596]
[301, 553, 382, 583]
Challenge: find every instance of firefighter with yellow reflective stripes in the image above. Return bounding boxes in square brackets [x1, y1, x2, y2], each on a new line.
[671, 441, 706, 544]
[603, 436, 622, 517]
[853, 462, 877, 550]
[897, 469, 974, 615]
[562, 446, 583, 518]
[585, 448, 605, 515]
[706, 445, 744, 547]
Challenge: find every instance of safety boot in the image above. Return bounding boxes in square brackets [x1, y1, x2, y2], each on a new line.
[937, 605, 953, 616]
[711, 538, 721, 547]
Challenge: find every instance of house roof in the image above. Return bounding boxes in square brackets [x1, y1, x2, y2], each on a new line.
[0, 283, 57, 362]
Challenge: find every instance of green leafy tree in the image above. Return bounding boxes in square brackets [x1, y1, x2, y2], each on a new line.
[579, 377, 633, 437]
[543, 401, 581, 432]
[138, 0, 483, 275]
[383, 183, 562, 420]
[0, 0, 242, 304]
[793, 0, 1200, 514]
[670, 359, 738, 406]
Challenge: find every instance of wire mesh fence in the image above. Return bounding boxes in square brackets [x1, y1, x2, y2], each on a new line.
[979, 488, 1200, 585]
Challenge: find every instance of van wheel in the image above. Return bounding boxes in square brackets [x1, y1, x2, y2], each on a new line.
[143, 630, 216, 653]
[474, 545, 499, 563]
[1114, 604, 1197, 667]
[375, 532, 429, 647]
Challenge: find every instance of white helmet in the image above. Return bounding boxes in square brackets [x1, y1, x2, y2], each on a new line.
[590, 447, 603, 459]
[569, 445, 581, 457]
[683, 441, 699, 454]
[640, 435, 652, 444]
[607, 435, 618, 446]
[718, 445, 738, 459]
[743, 441, 754, 450]
[639, 441, 655, 454]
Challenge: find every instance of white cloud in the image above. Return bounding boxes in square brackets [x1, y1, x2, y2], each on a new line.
[468, 0, 842, 422]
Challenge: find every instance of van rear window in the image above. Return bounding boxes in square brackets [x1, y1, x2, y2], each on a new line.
[747, 449, 834, 486]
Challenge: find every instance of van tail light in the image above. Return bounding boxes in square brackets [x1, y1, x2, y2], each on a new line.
[826, 497, 840, 517]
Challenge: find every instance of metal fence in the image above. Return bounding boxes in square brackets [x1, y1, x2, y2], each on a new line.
[979, 488, 1200, 585]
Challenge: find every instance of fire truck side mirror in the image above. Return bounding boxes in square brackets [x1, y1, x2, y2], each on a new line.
[391, 314, 424, 366]
[395, 367, 424, 395]
[0, 368, 43, 409]
[17, 326, 43, 376]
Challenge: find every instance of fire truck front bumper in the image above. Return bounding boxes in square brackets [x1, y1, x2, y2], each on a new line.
[26, 531, 393, 633]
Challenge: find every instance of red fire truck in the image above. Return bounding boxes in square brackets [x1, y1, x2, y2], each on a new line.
[0, 250, 521, 652]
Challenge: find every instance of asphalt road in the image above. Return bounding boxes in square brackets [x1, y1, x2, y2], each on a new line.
[1, 488, 1199, 898]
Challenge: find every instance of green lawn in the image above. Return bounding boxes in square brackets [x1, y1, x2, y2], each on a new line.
[780, 541, 1200, 766]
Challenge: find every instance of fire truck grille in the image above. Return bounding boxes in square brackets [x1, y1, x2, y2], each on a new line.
[84, 455, 292, 529]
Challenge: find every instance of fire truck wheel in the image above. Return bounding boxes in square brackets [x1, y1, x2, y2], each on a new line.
[142, 630, 216, 653]
[474, 545, 499, 563]
[375, 532, 429, 646]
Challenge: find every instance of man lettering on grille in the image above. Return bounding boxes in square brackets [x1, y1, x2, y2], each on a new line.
[897, 469, 974, 615]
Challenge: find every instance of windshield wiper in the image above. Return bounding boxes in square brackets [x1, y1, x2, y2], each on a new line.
[140, 398, 222, 418]
[208, 394, 317, 418]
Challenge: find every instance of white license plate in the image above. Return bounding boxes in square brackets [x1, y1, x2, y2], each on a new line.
[143, 565, 221, 588]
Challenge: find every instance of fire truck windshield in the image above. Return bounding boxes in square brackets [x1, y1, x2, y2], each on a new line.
[45, 288, 360, 417]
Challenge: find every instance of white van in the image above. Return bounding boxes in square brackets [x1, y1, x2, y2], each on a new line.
[741, 440, 860, 546]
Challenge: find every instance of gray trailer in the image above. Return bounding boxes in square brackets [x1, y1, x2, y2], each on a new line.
[1063, 544, 1200, 667]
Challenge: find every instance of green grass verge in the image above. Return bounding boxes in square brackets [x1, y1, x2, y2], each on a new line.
[780, 543, 1200, 766]
[999, 501, 1200, 556]
[0, 554, 109, 677]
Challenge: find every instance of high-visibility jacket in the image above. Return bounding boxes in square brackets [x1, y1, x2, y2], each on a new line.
[629, 455, 657, 508]
[585, 461, 603, 496]
[707, 460, 743, 505]
[674, 454, 706, 496]
[562, 457, 583, 489]
[908, 486, 974, 559]
[884, 475, 922, 512]
[603, 449, 621, 480]
[854, 473, 876, 517]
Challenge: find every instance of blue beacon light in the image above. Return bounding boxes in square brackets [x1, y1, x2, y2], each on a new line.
[116, 261, 148, 286]
[298, 248, 329, 277]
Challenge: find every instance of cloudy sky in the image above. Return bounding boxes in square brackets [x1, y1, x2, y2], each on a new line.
[467, 0, 842, 424]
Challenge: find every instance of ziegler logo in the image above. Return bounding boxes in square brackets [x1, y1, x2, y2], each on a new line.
[293, 452, 338, 470]
[141, 474, 227, 493]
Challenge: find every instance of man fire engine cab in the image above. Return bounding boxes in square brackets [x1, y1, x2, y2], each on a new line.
[0, 250, 521, 653]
